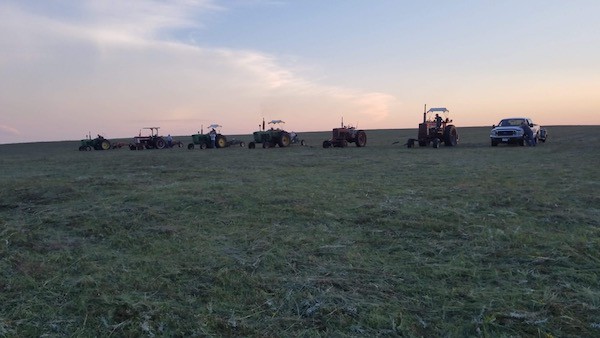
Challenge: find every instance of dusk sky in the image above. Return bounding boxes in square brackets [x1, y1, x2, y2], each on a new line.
[1, 0, 599, 144]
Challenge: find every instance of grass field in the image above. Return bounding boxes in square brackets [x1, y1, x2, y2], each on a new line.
[1, 126, 599, 337]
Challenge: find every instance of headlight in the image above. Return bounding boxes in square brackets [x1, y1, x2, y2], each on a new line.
[490, 130, 497, 136]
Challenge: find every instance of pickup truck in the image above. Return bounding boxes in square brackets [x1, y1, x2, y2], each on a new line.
[490, 118, 547, 146]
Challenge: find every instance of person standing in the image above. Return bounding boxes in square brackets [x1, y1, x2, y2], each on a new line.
[209, 129, 217, 148]
[166, 134, 173, 148]
[521, 121, 534, 146]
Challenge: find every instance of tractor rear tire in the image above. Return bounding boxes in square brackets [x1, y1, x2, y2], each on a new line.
[248, 142, 256, 149]
[100, 140, 111, 150]
[278, 133, 291, 147]
[155, 138, 166, 149]
[188, 143, 194, 150]
[355, 131, 367, 147]
[443, 125, 458, 146]
[216, 135, 227, 148]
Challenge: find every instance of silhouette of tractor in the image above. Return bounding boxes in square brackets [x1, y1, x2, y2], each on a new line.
[248, 119, 303, 149]
[407, 106, 459, 148]
[129, 127, 167, 150]
[78, 133, 112, 151]
[322, 119, 367, 148]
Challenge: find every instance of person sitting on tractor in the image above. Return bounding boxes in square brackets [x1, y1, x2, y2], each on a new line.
[435, 114, 443, 129]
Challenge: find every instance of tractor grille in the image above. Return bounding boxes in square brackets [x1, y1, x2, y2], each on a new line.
[497, 130, 516, 136]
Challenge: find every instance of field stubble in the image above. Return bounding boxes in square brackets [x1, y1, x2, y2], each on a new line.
[0, 126, 599, 336]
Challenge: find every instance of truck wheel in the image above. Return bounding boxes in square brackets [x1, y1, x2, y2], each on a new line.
[155, 138, 166, 149]
[355, 131, 367, 147]
[491, 139, 498, 147]
[278, 133, 291, 147]
[518, 139, 524, 146]
[188, 143, 194, 150]
[248, 142, 255, 149]
[216, 135, 227, 148]
[432, 138, 440, 148]
[443, 125, 458, 146]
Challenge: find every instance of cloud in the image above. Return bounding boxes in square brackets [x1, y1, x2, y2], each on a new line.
[0, 0, 397, 142]
[0, 124, 21, 136]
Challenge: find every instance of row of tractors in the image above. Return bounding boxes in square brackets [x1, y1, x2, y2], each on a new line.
[79, 106, 460, 151]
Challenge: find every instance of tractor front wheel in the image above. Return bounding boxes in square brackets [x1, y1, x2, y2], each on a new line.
[188, 143, 194, 150]
[248, 142, 256, 149]
[323, 140, 332, 148]
[355, 131, 367, 147]
[239, 142, 245, 147]
[300, 140, 306, 146]
[199, 142, 207, 149]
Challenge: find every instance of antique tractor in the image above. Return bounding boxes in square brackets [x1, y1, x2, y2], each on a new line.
[322, 120, 367, 148]
[129, 127, 167, 150]
[188, 124, 244, 149]
[78, 134, 112, 151]
[248, 119, 301, 149]
[407, 106, 458, 148]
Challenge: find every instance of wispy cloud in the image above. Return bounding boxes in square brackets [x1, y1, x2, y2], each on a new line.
[0, 0, 396, 142]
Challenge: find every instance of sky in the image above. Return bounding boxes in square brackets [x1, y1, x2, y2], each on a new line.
[1, 0, 599, 144]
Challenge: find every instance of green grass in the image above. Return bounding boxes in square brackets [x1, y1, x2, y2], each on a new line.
[1, 126, 599, 337]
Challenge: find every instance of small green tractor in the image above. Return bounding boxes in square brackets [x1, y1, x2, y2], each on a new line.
[187, 124, 245, 150]
[79, 134, 112, 151]
[248, 119, 304, 149]
[129, 127, 167, 150]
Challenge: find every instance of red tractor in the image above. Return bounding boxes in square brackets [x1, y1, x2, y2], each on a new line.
[407, 106, 458, 148]
[322, 120, 367, 148]
[129, 127, 167, 150]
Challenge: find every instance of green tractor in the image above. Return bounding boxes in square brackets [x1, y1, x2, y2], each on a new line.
[78, 134, 112, 151]
[188, 124, 244, 150]
[248, 119, 303, 149]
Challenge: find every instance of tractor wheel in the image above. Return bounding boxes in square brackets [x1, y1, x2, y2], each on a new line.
[155, 138, 166, 149]
[432, 138, 440, 148]
[300, 140, 306, 146]
[85, 146, 92, 151]
[407, 139, 415, 148]
[338, 139, 348, 147]
[188, 143, 194, 150]
[248, 142, 256, 149]
[239, 142, 245, 147]
[78, 146, 84, 151]
[199, 142, 207, 150]
[355, 131, 367, 147]
[129, 144, 136, 150]
[443, 125, 458, 146]
[100, 140, 111, 150]
[216, 135, 227, 148]
[278, 133, 291, 147]
[323, 140, 332, 148]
